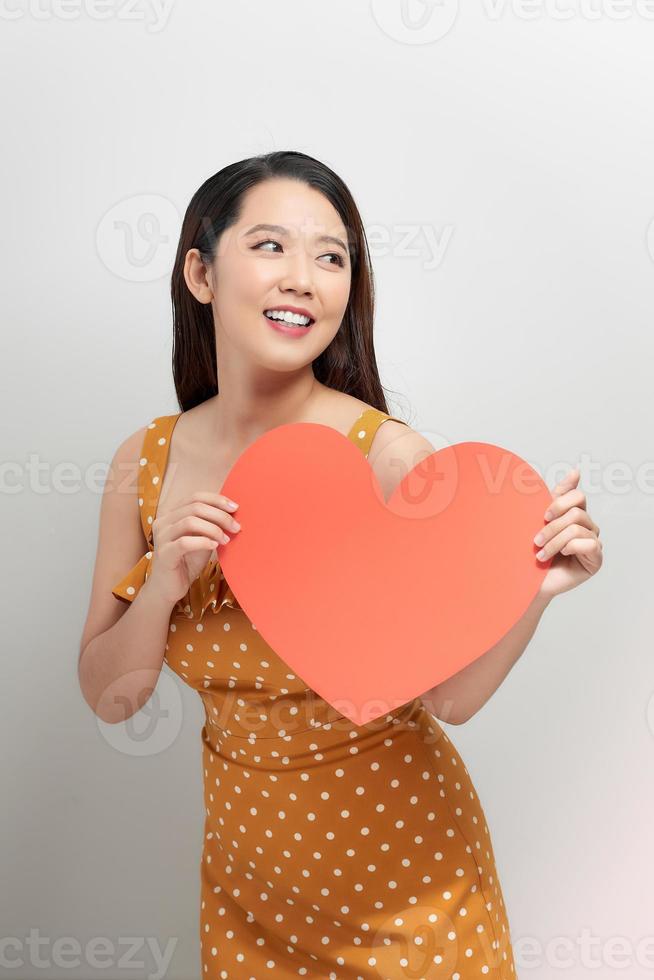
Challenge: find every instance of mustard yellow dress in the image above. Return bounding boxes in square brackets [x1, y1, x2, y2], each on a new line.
[112, 408, 517, 979]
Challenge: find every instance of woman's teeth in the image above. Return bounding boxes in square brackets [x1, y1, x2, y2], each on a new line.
[264, 309, 313, 327]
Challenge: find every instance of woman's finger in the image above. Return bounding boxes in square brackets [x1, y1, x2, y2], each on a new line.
[534, 506, 595, 548]
[551, 466, 580, 497]
[536, 523, 596, 561]
[560, 536, 604, 564]
[544, 486, 586, 521]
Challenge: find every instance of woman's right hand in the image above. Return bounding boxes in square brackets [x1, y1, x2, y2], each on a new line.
[146, 491, 241, 605]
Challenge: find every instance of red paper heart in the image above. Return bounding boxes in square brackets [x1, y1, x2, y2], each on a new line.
[219, 423, 552, 725]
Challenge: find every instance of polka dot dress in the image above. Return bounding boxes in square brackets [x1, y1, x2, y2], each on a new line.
[112, 408, 517, 979]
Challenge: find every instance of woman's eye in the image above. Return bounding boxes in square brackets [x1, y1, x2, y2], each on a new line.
[253, 239, 282, 253]
[252, 240, 345, 267]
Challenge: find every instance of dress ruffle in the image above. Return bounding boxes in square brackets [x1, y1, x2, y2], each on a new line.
[111, 550, 240, 621]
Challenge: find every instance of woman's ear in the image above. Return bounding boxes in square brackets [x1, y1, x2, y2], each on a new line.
[183, 248, 214, 304]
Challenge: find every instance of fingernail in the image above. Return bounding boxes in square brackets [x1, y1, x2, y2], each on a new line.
[536, 549, 547, 560]
[226, 500, 239, 510]
[544, 510, 553, 520]
[534, 532, 545, 546]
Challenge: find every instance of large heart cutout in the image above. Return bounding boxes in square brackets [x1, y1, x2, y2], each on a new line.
[219, 423, 552, 725]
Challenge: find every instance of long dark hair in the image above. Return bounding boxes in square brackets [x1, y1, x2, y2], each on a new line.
[170, 150, 404, 417]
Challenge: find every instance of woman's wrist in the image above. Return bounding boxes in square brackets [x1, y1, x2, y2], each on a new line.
[138, 576, 178, 617]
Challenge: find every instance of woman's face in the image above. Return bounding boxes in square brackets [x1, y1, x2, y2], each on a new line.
[197, 178, 352, 370]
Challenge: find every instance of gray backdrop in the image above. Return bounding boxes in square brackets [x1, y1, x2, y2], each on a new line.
[1, 2, 651, 978]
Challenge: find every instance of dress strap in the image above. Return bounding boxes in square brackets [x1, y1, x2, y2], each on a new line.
[346, 407, 410, 458]
[137, 413, 182, 546]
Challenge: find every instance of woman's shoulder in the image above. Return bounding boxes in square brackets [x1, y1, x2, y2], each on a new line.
[330, 391, 423, 447]
[111, 413, 181, 486]
[323, 393, 432, 487]
[332, 395, 436, 500]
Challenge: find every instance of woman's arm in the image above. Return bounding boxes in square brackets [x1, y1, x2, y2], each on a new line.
[79, 579, 176, 724]
[421, 591, 552, 724]
[78, 429, 177, 724]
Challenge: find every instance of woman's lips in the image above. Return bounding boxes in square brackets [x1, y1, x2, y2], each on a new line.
[263, 313, 315, 336]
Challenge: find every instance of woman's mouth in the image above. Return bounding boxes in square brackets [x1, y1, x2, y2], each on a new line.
[263, 309, 315, 337]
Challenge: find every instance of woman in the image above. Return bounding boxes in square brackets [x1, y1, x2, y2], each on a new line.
[78, 151, 603, 979]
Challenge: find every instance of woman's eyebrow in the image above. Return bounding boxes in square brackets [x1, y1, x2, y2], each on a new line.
[244, 223, 349, 254]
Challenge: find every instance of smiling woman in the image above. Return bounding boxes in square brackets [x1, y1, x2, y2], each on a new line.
[79, 150, 518, 979]
[168, 156, 369, 414]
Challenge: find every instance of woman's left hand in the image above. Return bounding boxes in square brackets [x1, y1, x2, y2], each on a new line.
[534, 466, 603, 600]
